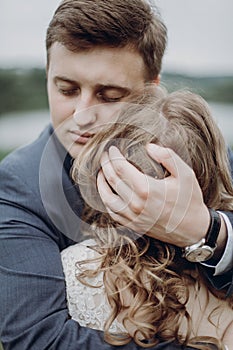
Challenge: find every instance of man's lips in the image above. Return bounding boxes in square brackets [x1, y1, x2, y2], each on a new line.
[70, 130, 94, 144]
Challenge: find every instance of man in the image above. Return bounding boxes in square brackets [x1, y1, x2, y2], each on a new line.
[0, 0, 232, 349]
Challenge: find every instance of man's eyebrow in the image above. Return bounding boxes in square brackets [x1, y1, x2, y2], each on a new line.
[98, 84, 130, 92]
[53, 76, 78, 85]
[53, 76, 131, 91]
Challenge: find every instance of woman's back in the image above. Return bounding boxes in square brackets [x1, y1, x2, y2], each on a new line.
[61, 239, 233, 349]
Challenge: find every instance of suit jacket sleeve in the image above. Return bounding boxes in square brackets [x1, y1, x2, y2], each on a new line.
[202, 146, 233, 295]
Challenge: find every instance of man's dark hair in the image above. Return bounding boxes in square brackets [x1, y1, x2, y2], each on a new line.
[46, 0, 167, 80]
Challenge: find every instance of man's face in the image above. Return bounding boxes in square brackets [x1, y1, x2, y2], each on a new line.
[47, 43, 147, 158]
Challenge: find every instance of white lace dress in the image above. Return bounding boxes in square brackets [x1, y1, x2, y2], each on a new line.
[61, 240, 232, 349]
[61, 239, 125, 333]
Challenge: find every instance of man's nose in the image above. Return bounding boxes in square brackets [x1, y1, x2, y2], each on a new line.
[74, 106, 98, 127]
[73, 96, 98, 127]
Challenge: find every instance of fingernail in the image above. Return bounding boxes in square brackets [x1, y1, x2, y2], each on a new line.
[146, 143, 161, 152]
[109, 145, 118, 152]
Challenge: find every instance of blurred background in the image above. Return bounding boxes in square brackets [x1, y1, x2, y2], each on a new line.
[0, 1, 232, 348]
[0, 0, 233, 162]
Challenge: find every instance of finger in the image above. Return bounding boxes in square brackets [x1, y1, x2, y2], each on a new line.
[97, 169, 149, 222]
[103, 147, 165, 217]
[104, 207, 144, 235]
[101, 147, 148, 203]
[105, 206, 159, 236]
[105, 208, 130, 226]
[97, 170, 131, 214]
[146, 144, 201, 233]
[100, 150, 143, 203]
[97, 169, 118, 206]
[146, 144, 192, 178]
[107, 146, 149, 191]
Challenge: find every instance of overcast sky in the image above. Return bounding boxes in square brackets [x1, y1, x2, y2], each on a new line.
[1, 0, 233, 75]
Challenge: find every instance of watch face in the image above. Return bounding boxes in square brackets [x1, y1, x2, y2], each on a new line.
[186, 246, 214, 263]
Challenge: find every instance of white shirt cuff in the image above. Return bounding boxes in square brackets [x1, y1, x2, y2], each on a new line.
[202, 211, 233, 276]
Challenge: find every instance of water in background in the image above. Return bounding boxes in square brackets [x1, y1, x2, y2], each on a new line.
[0, 110, 50, 150]
[209, 102, 233, 146]
[0, 102, 232, 151]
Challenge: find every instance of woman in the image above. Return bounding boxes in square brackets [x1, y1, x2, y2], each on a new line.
[61, 88, 233, 349]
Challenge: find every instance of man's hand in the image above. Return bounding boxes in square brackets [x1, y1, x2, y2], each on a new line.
[97, 144, 214, 248]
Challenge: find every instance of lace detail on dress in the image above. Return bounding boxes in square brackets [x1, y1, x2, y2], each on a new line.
[61, 239, 125, 333]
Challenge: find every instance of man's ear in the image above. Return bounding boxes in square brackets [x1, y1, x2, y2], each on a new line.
[153, 75, 160, 85]
[46, 64, 49, 79]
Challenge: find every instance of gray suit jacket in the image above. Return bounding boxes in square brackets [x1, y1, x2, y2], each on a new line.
[0, 125, 232, 349]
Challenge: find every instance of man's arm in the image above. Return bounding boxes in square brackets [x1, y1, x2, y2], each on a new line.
[96, 145, 233, 295]
[0, 160, 98, 349]
[202, 147, 233, 294]
[0, 154, 194, 349]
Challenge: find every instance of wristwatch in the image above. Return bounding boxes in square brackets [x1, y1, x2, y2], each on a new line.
[182, 209, 221, 263]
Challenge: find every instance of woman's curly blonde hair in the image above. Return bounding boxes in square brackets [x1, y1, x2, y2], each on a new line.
[72, 88, 233, 349]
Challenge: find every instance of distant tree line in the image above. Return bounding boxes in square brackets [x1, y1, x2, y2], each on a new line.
[0, 68, 233, 116]
[162, 73, 233, 104]
[0, 68, 48, 116]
